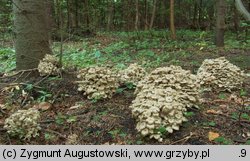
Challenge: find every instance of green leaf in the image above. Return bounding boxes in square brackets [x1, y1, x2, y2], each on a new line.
[218, 93, 226, 99]
[94, 50, 101, 58]
[240, 89, 247, 96]
[231, 112, 239, 120]
[245, 140, 250, 145]
[55, 113, 66, 125]
[214, 137, 232, 145]
[67, 116, 77, 123]
[241, 113, 250, 120]
[158, 126, 167, 134]
[125, 82, 135, 89]
[116, 88, 125, 94]
[184, 112, 195, 117]
[208, 121, 216, 127]
[214, 137, 225, 143]
[25, 84, 33, 90]
[119, 133, 127, 138]
[136, 140, 143, 145]
[44, 133, 56, 141]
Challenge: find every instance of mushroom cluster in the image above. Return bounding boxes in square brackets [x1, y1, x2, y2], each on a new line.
[77, 67, 119, 99]
[135, 65, 200, 108]
[131, 87, 187, 142]
[118, 63, 146, 85]
[38, 54, 60, 76]
[130, 66, 200, 141]
[197, 57, 246, 91]
[4, 108, 41, 140]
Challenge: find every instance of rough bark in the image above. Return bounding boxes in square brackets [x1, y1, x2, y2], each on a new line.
[215, 0, 226, 47]
[13, 0, 52, 70]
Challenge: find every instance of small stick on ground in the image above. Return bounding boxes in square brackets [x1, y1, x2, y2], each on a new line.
[43, 129, 67, 139]
[170, 132, 194, 145]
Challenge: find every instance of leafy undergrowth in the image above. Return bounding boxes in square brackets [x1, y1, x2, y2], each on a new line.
[0, 30, 249, 145]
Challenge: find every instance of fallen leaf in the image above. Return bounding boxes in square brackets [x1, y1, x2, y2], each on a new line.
[206, 109, 223, 115]
[219, 104, 227, 109]
[69, 105, 81, 110]
[206, 109, 217, 114]
[208, 131, 220, 141]
[33, 102, 52, 111]
[235, 98, 243, 104]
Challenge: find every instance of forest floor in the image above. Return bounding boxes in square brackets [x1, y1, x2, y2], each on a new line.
[0, 30, 250, 145]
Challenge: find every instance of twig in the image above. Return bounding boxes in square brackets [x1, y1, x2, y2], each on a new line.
[34, 75, 49, 86]
[0, 68, 37, 79]
[0, 108, 7, 114]
[43, 129, 67, 139]
[170, 132, 194, 145]
[0, 83, 42, 92]
[39, 119, 55, 124]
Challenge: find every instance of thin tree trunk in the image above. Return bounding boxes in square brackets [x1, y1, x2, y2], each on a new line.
[107, 0, 114, 31]
[135, 0, 139, 31]
[75, 0, 78, 28]
[84, 0, 90, 29]
[13, 0, 52, 70]
[55, 0, 60, 28]
[149, 0, 157, 29]
[215, 0, 226, 47]
[233, 0, 240, 34]
[170, 0, 176, 40]
[144, 0, 148, 30]
[198, 0, 203, 29]
[193, 0, 198, 28]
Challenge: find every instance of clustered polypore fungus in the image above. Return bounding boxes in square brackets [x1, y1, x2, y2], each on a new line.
[135, 66, 200, 108]
[130, 65, 200, 141]
[118, 63, 146, 85]
[77, 67, 119, 99]
[197, 57, 246, 91]
[4, 108, 41, 140]
[38, 54, 60, 76]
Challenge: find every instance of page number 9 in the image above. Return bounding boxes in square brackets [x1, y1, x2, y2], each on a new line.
[240, 149, 246, 157]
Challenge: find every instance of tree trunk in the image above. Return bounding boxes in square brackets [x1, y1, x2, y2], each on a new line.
[13, 0, 52, 70]
[84, 0, 90, 29]
[55, 0, 60, 28]
[75, 0, 79, 28]
[170, 0, 176, 40]
[235, 0, 250, 21]
[144, 0, 148, 30]
[135, 0, 139, 31]
[233, 0, 240, 34]
[149, 0, 157, 29]
[215, 0, 226, 47]
[107, 0, 114, 31]
[198, 0, 203, 29]
[193, 0, 198, 28]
